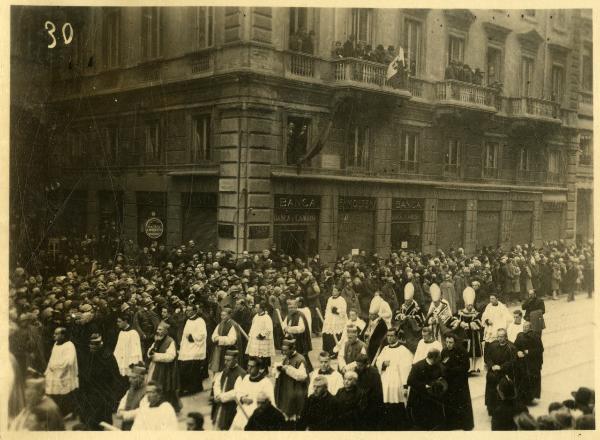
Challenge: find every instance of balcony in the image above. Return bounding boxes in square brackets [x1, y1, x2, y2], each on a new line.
[435, 80, 499, 112]
[506, 97, 561, 123]
[331, 58, 410, 98]
[284, 51, 318, 80]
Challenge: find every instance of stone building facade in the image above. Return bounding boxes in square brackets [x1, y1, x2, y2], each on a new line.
[18, 7, 593, 263]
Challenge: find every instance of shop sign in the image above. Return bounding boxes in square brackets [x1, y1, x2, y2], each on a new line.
[249, 225, 270, 239]
[391, 211, 422, 222]
[145, 217, 164, 239]
[392, 198, 424, 210]
[274, 211, 318, 224]
[339, 196, 376, 211]
[275, 195, 320, 210]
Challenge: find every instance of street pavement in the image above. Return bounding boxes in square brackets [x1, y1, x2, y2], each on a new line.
[130, 292, 596, 430]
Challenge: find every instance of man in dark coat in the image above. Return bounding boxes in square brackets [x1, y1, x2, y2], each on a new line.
[132, 298, 159, 361]
[407, 348, 447, 430]
[513, 321, 544, 404]
[355, 353, 384, 430]
[211, 349, 246, 430]
[521, 290, 545, 335]
[441, 333, 474, 430]
[245, 391, 286, 430]
[332, 371, 362, 430]
[77, 333, 123, 430]
[298, 374, 338, 430]
[484, 328, 517, 415]
[491, 377, 528, 431]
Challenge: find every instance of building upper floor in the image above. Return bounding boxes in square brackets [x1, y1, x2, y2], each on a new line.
[12, 7, 592, 122]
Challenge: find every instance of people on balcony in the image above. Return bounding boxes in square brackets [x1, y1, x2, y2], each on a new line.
[289, 28, 315, 55]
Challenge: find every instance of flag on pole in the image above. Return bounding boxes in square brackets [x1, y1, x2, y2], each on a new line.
[386, 46, 405, 80]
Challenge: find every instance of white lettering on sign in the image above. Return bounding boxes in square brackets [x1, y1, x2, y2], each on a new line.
[45, 21, 74, 48]
[145, 217, 164, 239]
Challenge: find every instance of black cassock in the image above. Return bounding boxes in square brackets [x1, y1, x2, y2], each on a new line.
[356, 366, 384, 430]
[332, 387, 361, 430]
[514, 330, 544, 403]
[298, 391, 338, 431]
[406, 359, 446, 430]
[441, 346, 474, 430]
[483, 341, 517, 414]
[77, 348, 124, 430]
[244, 402, 286, 431]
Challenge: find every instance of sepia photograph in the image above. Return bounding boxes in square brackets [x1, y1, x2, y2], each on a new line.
[6, 3, 596, 432]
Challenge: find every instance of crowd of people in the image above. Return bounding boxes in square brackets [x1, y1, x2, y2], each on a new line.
[7, 235, 595, 431]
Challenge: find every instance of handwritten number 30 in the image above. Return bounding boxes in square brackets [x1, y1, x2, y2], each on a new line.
[45, 21, 74, 48]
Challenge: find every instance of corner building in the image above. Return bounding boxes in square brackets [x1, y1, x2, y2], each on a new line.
[42, 8, 593, 263]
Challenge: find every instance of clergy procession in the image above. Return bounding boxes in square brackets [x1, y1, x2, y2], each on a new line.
[8, 238, 595, 431]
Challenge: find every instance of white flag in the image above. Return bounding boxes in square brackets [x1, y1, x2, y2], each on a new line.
[386, 46, 405, 80]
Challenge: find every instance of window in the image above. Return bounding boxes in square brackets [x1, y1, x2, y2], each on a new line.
[289, 7, 308, 36]
[142, 7, 161, 60]
[582, 44, 592, 91]
[103, 10, 120, 68]
[483, 141, 499, 178]
[448, 35, 465, 64]
[104, 127, 119, 162]
[347, 126, 369, 168]
[546, 150, 563, 183]
[487, 46, 502, 85]
[518, 147, 531, 171]
[144, 121, 161, 163]
[196, 7, 214, 49]
[192, 115, 211, 161]
[404, 19, 422, 75]
[521, 56, 534, 96]
[286, 116, 310, 165]
[551, 64, 565, 102]
[580, 135, 592, 165]
[399, 132, 418, 173]
[444, 139, 461, 176]
[351, 8, 372, 45]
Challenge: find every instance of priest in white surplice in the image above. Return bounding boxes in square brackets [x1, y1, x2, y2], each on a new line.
[481, 293, 512, 343]
[178, 304, 207, 395]
[131, 381, 178, 431]
[114, 314, 143, 376]
[246, 300, 276, 366]
[45, 327, 78, 416]
[376, 327, 413, 429]
[230, 357, 275, 431]
[321, 287, 347, 356]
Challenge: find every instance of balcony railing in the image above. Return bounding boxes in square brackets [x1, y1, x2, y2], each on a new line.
[507, 97, 560, 120]
[287, 52, 315, 78]
[333, 58, 389, 87]
[435, 80, 498, 108]
[408, 76, 426, 98]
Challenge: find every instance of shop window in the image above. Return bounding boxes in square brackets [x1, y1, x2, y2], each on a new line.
[103, 9, 120, 68]
[196, 6, 214, 49]
[404, 18, 422, 75]
[350, 8, 372, 45]
[144, 120, 161, 164]
[347, 126, 370, 169]
[444, 139, 461, 176]
[286, 116, 310, 165]
[483, 141, 499, 178]
[142, 7, 161, 60]
[448, 35, 465, 64]
[521, 56, 534, 96]
[192, 115, 211, 162]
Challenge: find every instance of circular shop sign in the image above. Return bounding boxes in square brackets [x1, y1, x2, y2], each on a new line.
[145, 217, 164, 239]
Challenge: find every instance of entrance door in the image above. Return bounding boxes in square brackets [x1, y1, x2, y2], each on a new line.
[279, 229, 308, 258]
